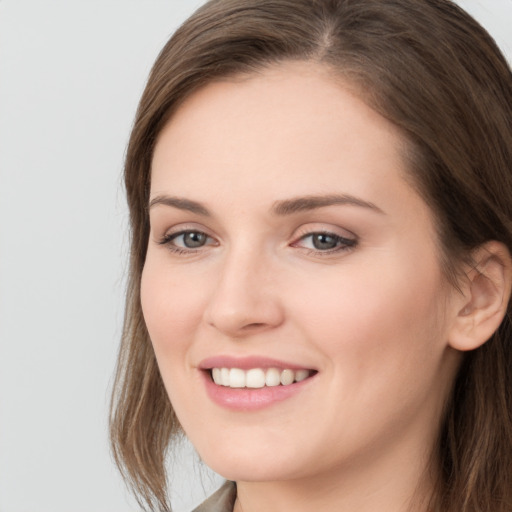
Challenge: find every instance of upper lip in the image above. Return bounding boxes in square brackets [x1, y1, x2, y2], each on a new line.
[198, 355, 316, 371]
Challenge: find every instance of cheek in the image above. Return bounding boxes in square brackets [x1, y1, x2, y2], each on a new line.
[140, 257, 207, 357]
[293, 252, 449, 381]
[286, 256, 454, 454]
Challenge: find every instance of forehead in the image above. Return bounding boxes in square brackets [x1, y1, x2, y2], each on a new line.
[150, 61, 412, 209]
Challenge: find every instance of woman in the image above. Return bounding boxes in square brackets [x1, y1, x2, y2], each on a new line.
[110, 0, 512, 511]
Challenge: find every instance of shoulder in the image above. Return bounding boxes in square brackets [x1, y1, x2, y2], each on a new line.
[191, 481, 237, 512]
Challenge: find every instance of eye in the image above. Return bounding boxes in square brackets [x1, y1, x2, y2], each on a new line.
[159, 229, 216, 252]
[293, 231, 357, 253]
[175, 231, 208, 248]
[309, 233, 341, 250]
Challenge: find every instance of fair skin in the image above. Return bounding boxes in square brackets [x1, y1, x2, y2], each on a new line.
[141, 61, 507, 512]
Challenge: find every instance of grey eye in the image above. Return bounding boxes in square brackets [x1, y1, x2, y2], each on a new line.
[181, 231, 208, 248]
[311, 233, 339, 250]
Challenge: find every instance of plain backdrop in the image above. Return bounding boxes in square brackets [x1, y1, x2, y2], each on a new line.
[0, 1, 511, 511]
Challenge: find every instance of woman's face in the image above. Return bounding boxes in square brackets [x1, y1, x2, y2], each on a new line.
[142, 62, 462, 485]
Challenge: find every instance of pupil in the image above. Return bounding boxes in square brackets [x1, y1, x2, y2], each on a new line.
[313, 233, 337, 250]
[184, 232, 206, 248]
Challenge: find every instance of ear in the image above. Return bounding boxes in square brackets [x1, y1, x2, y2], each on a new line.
[448, 241, 512, 352]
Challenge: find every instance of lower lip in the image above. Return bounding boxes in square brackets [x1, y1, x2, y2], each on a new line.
[202, 371, 315, 411]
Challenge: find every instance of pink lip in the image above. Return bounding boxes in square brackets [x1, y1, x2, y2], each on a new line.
[198, 355, 314, 371]
[198, 356, 317, 411]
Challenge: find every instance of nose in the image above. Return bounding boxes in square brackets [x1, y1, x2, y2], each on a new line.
[203, 247, 284, 338]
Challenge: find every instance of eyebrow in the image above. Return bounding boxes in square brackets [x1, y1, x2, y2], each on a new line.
[148, 195, 211, 216]
[148, 193, 384, 216]
[271, 194, 384, 216]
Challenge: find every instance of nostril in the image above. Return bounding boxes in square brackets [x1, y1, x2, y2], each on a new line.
[243, 322, 266, 330]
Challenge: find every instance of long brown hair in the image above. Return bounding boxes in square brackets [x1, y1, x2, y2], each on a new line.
[110, 1, 512, 510]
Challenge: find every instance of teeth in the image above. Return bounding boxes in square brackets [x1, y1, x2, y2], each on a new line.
[229, 368, 245, 388]
[295, 369, 309, 382]
[280, 369, 294, 385]
[265, 368, 281, 387]
[210, 367, 312, 389]
[246, 368, 265, 388]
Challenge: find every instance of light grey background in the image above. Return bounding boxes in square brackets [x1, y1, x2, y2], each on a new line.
[0, 1, 510, 511]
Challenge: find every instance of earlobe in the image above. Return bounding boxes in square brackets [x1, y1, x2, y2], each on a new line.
[448, 241, 512, 352]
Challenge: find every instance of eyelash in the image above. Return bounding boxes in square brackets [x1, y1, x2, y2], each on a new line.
[158, 229, 357, 256]
[292, 231, 358, 256]
[158, 230, 216, 255]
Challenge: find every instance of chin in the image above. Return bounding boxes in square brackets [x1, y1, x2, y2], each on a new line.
[194, 438, 314, 483]
[204, 458, 296, 483]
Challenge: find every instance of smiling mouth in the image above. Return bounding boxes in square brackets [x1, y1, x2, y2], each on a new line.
[209, 367, 316, 389]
